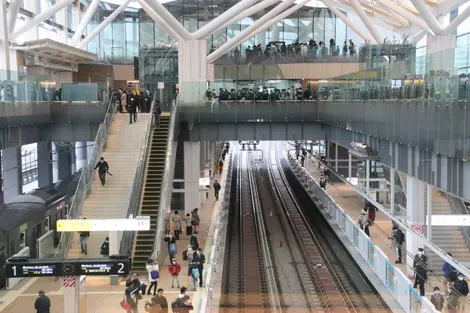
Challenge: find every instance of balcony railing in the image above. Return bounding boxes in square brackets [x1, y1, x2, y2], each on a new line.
[179, 98, 470, 159]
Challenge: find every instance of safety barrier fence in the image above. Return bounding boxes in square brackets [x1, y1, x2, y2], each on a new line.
[288, 153, 439, 313]
[54, 93, 117, 258]
[119, 92, 157, 255]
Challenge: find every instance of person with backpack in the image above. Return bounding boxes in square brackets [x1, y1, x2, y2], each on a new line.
[153, 101, 162, 128]
[168, 259, 181, 289]
[391, 226, 405, 264]
[194, 249, 206, 288]
[188, 259, 200, 291]
[171, 287, 193, 313]
[189, 232, 199, 250]
[453, 274, 469, 312]
[146, 259, 159, 296]
[100, 237, 109, 258]
[443, 253, 458, 284]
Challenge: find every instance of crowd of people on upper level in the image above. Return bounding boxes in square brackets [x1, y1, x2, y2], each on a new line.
[213, 38, 357, 62]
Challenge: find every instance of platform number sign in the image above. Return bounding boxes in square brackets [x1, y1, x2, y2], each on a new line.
[158, 82, 164, 89]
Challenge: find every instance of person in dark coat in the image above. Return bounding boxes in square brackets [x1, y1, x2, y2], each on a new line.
[413, 247, 428, 296]
[213, 180, 221, 201]
[391, 226, 405, 264]
[100, 237, 109, 257]
[34, 290, 51, 313]
[94, 157, 109, 186]
[128, 92, 138, 124]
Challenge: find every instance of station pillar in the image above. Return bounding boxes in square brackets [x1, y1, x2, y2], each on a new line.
[75, 141, 88, 170]
[209, 141, 216, 177]
[184, 142, 201, 214]
[2, 147, 22, 202]
[55, 143, 73, 180]
[37, 142, 53, 188]
[405, 175, 426, 276]
[178, 40, 207, 103]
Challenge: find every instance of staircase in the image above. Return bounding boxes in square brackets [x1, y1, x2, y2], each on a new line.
[426, 188, 470, 274]
[132, 114, 170, 271]
[67, 113, 150, 258]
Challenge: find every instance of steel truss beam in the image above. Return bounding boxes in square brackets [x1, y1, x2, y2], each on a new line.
[71, 0, 100, 46]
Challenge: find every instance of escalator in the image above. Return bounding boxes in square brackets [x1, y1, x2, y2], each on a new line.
[132, 114, 170, 271]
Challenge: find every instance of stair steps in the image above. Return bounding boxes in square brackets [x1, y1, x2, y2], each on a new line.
[131, 115, 170, 271]
[67, 114, 150, 258]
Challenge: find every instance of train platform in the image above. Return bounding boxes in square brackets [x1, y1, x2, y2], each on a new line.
[298, 153, 450, 298]
[0, 152, 231, 313]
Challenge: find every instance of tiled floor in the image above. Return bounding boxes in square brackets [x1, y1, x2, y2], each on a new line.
[299, 154, 449, 297]
[0, 152, 231, 313]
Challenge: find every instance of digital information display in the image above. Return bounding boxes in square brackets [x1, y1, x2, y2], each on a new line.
[6, 258, 130, 278]
[6, 261, 61, 278]
[56, 218, 150, 232]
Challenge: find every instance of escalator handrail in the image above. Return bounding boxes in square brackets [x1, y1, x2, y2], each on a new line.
[120, 92, 157, 255]
[151, 102, 179, 261]
[54, 92, 117, 258]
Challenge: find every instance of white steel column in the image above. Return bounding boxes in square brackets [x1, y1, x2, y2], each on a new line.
[145, 0, 192, 40]
[405, 176, 426, 276]
[426, 184, 432, 240]
[184, 142, 201, 214]
[179, 40, 207, 102]
[411, 30, 426, 44]
[366, 160, 370, 195]
[193, 0, 259, 39]
[409, 0, 443, 34]
[390, 168, 395, 214]
[77, 0, 131, 50]
[12, 0, 75, 39]
[207, 0, 298, 62]
[441, 5, 470, 35]
[335, 143, 338, 172]
[349, 0, 381, 43]
[70, 0, 100, 46]
[137, 0, 182, 41]
[7, 0, 20, 36]
[348, 153, 352, 181]
[321, 0, 374, 42]
[220, 0, 278, 32]
[374, 0, 433, 33]
[0, 0, 10, 80]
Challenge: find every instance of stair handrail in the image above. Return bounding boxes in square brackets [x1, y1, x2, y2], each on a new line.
[446, 193, 470, 251]
[151, 102, 180, 261]
[54, 92, 117, 258]
[119, 93, 157, 255]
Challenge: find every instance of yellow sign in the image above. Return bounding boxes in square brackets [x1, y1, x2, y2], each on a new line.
[57, 220, 93, 232]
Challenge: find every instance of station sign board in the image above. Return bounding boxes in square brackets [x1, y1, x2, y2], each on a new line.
[56, 218, 150, 232]
[6, 258, 130, 278]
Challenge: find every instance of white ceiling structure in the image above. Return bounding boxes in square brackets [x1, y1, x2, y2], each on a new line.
[6, 0, 470, 63]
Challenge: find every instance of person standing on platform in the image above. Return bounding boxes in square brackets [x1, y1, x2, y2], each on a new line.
[442, 253, 457, 284]
[171, 287, 193, 313]
[125, 280, 141, 313]
[213, 180, 221, 201]
[430, 286, 444, 312]
[168, 259, 181, 289]
[172, 210, 182, 240]
[79, 218, 90, 255]
[164, 233, 177, 259]
[100, 237, 109, 258]
[390, 226, 405, 264]
[194, 249, 206, 288]
[185, 213, 192, 237]
[34, 290, 51, 313]
[189, 231, 199, 251]
[120, 89, 127, 113]
[358, 210, 370, 237]
[128, 92, 138, 124]
[148, 289, 168, 313]
[94, 157, 109, 186]
[191, 209, 200, 232]
[413, 247, 428, 296]
[146, 258, 159, 296]
[367, 202, 377, 224]
[452, 274, 469, 312]
[143, 89, 152, 113]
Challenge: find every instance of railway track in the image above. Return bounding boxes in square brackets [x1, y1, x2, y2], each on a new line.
[269, 146, 391, 313]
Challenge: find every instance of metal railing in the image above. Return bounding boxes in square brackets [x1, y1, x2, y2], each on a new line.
[152, 103, 180, 262]
[119, 92, 157, 255]
[54, 92, 117, 258]
[446, 194, 470, 251]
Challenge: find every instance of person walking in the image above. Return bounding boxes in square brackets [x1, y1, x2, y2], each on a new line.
[171, 287, 193, 313]
[148, 289, 168, 313]
[94, 157, 109, 186]
[120, 89, 127, 113]
[100, 237, 109, 258]
[191, 209, 200, 232]
[153, 101, 162, 128]
[143, 89, 152, 113]
[391, 226, 405, 264]
[79, 218, 89, 255]
[34, 290, 51, 313]
[146, 258, 159, 296]
[189, 232, 199, 251]
[164, 233, 177, 259]
[452, 274, 469, 313]
[168, 259, 181, 289]
[430, 286, 444, 312]
[124, 280, 141, 313]
[213, 180, 221, 201]
[184, 213, 192, 237]
[194, 249, 206, 288]
[442, 253, 457, 284]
